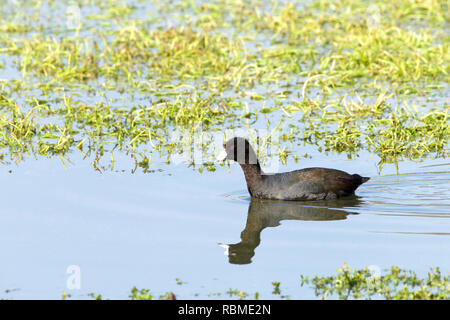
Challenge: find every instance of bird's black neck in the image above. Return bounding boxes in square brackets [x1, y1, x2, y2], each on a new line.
[239, 162, 263, 196]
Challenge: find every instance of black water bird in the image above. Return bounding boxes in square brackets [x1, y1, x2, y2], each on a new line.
[218, 137, 369, 201]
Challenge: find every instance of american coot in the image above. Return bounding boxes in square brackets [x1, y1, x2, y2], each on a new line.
[218, 137, 370, 201]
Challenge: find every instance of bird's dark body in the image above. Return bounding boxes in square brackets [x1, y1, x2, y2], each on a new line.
[241, 165, 369, 201]
[222, 137, 370, 201]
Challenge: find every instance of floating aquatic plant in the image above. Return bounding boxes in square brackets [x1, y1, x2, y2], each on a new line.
[0, 0, 448, 173]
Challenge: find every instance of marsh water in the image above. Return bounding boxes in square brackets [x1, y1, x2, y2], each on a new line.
[1, 0, 449, 299]
[1, 149, 449, 299]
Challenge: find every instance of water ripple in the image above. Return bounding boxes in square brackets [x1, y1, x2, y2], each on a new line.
[360, 171, 450, 217]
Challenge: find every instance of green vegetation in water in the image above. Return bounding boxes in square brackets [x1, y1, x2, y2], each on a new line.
[301, 264, 450, 300]
[57, 265, 449, 300]
[1, 91, 446, 171]
[0, 0, 448, 172]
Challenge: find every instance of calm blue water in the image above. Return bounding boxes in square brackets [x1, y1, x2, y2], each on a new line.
[1, 149, 448, 299]
[1, 0, 448, 300]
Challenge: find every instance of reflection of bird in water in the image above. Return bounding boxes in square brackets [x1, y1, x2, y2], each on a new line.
[218, 197, 363, 265]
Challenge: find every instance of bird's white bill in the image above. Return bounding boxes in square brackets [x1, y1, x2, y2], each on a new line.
[216, 150, 228, 161]
[217, 243, 230, 256]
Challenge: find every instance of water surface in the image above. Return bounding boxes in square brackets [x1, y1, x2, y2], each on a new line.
[1, 152, 448, 299]
[0, 0, 448, 299]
